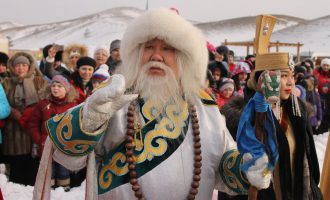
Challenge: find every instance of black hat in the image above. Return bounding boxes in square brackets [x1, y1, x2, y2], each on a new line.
[0, 52, 9, 65]
[295, 65, 307, 75]
[245, 54, 255, 60]
[55, 50, 63, 62]
[76, 56, 96, 69]
[216, 45, 229, 55]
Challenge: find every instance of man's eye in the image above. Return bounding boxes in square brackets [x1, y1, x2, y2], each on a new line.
[145, 45, 153, 49]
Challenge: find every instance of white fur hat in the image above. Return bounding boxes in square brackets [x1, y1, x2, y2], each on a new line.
[321, 58, 330, 66]
[120, 8, 208, 92]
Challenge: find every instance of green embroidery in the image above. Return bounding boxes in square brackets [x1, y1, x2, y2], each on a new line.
[98, 100, 190, 194]
[219, 149, 249, 194]
[47, 106, 107, 156]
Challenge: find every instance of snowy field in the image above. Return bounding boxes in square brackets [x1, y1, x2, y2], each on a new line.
[1, 132, 329, 200]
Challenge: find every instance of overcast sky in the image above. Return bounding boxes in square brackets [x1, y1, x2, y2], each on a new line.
[1, 0, 329, 25]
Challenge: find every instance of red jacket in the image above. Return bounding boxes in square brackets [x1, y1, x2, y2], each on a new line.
[21, 98, 77, 157]
[314, 69, 330, 95]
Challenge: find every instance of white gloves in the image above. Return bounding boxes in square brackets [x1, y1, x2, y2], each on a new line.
[82, 74, 137, 132]
[243, 153, 272, 189]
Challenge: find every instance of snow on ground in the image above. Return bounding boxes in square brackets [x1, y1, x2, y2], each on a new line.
[1, 132, 329, 199]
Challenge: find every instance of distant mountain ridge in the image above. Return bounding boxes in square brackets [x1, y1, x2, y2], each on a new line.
[0, 7, 328, 55]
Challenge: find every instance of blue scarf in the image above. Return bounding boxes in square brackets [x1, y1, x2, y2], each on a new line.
[236, 92, 279, 173]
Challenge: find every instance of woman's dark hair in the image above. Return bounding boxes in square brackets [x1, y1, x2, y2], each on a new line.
[206, 69, 216, 88]
[70, 71, 93, 91]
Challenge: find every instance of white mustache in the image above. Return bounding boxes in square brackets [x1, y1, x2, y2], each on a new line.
[142, 61, 169, 72]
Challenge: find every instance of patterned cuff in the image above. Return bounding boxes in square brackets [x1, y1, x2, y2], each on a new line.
[47, 105, 108, 156]
[219, 149, 250, 194]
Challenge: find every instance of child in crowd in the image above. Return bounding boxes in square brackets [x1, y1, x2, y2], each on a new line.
[91, 64, 110, 90]
[231, 61, 251, 97]
[216, 78, 235, 109]
[21, 75, 77, 191]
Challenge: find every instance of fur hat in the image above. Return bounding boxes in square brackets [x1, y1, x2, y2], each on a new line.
[120, 8, 208, 96]
[218, 78, 234, 92]
[76, 56, 96, 69]
[8, 52, 40, 78]
[62, 43, 88, 69]
[110, 40, 121, 53]
[0, 52, 9, 65]
[13, 55, 30, 66]
[321, 58, 330, 66]
[51, 75, 70, 93]
[92, 64, 110, 82]
[94, 46, 110, 57]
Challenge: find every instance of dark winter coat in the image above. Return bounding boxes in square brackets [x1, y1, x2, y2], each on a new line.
[1, 52, 48, 156]
[106, 56, 121, 75]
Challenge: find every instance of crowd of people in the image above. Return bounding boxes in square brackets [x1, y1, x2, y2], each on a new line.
[0, 39, 121, 191]
[0, 7, 329, 200]
[205, 43, 330, 137]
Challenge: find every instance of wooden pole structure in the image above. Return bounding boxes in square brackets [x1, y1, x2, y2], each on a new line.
[320, 131, 330, 199]
[276, 40, 279, 52]
[297, 42, 301, 63]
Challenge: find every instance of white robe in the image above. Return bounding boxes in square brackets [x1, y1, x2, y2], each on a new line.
[52, 98, 237, 200]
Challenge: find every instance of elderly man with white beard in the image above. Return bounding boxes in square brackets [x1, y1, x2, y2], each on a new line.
[33, 8, 272, 200]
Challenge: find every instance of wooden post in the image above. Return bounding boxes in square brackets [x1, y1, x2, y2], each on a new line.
[276, 41, 279, 52]
[247, 45, 250, 56]
[297, 42, 301, 63]
[224, 39, 228, 46]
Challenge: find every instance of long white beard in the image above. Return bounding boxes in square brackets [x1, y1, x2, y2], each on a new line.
[134, 61, 182, 111]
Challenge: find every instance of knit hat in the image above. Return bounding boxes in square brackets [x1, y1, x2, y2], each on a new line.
[94, 46, 110, 57]
[321, 58, 330, 66]
[110, 39, 121, 53]
[231, 62, 251, 77]
[92, 64, 110, 82]
[0, 52, 9, 65]
[206, 41, 216, 54]
[218, 78, 234, 92]
[51, 75, 70, 93]
[76, 56, 96, 69]
[13, 55, 30, 66]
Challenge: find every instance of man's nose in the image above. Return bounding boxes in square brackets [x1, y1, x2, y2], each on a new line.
[150, 48, 164, 62]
